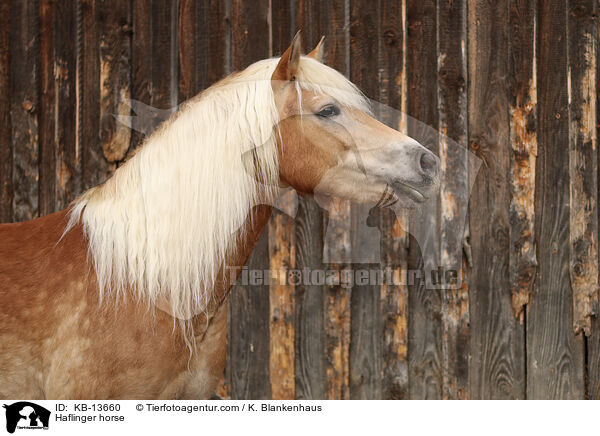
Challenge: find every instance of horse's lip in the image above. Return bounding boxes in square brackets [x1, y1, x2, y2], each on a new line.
[390, 181, 428, 203]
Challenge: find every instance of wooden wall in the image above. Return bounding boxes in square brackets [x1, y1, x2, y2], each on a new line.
[1, 0, 599, 399]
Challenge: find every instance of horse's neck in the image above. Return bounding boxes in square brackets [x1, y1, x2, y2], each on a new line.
[213, 204, 273, 303]
[161, 204, 273, 323]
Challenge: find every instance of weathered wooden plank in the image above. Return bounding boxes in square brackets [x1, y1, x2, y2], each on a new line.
[152, 0, 177, 110]
[227, 0, 272, 400]
[197, 0, 228, 91]
[268, 208, 295, 400]
[508, 0, 537, 323]
[324, 203, 352, 399]
[54, 0, 80, 208]
[81, 0, 108, 189]
[228, 231, 272, 399]
[39, 0, 56, 216]
[377, 0, 409, 400]
[567, 0, 598, 338]
[290, 3, 327, 401]
[437, 0, 469, 400]
[406, 0, 442, 400]
[467, 0, 525, 399]
[0, 0, 11, 223]
[270, 0, 292, 57]
[268, 1, 295, 401]
[131, 0, 152, 151]
[591, 0, 600, 401]
[197, 0, 230, 398]
[178, 0, 197, 102]
[293, 0, 353, 401]
[11, 0, 39, 222]
[293, 198, 326, 399]
[348, 0, 383, 400]
[527, 0, 585, 399]
[99, 0, 131, 166]
[231, 0, 269, 72]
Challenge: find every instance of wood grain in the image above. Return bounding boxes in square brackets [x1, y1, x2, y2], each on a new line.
[99, 0, 131, 165]
[438, 0, 469, 400]
[227, 0, 272, 400]
[508, 0, 537, 322]
[131, 0, 152, 151]
[11, 0, 39, 221]
[567, 0, 598, 337]
[348, 0, 383, 400]
[197, 0, 228, 90]
[268, 208, 296, 399]
[54, 0, 80, 208]
[0, 0, 11, 223]
[294, 198, 326, 399]
[228, 232, 272, 399]
[406, 0, 442, 400]
[268, 3, 295, 400]
[177, 0, 197, 102]
[377, 0, 408, 400]
[38, 0, 56, 216]
[528, 0, 585, 399]
[467, 0, 525, 399]
[291, 2, 327, 400]
[81, 0, 110, 190]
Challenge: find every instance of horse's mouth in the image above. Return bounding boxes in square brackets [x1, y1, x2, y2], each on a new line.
[377, 182, 429, 207]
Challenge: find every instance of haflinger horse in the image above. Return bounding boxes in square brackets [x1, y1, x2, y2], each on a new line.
[0, 32, 439, 399]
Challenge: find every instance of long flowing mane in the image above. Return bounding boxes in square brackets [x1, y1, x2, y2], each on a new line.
[66, 56, 369, 318]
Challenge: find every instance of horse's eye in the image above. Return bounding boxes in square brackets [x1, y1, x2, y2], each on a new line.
[316, 104, 340, 118]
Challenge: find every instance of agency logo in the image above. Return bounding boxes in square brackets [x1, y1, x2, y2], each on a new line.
[2, 402, 50, 434]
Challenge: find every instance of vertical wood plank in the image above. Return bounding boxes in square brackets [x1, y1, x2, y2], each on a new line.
[268, 5, 295, 400]
[99, 0, 132, 165]
[131, 0, 152, 150]
[377, 0, 409, 400]
[228, 233, 272, 399]
[528, 0, 585, 399]
[567, 0, 598, 338]
[39, 0, 56, 216]
[152, 0, 177, 110]
[508, 0, 538, 323]
[294, 199, 326, 399]
[437, 0, 469, 400]
[178, 0, 197, 102]
[268, 208, 296, 400]
[54, 0, 80, 208]
[81, 0, 106, 190]
[468, 0, 525, 399]
[227, 0, 272, 399]
[0, 0, 11, 223]
[318, 0, 353, 382]
[292, 3, 327, 400]
[348, 0, 383, 400]
[591, 0, 600, 401]
[78, 0, 102, 188]
[198, 0, 230, 397]
[406, 0, 442, 400]
[11, 0, 39, 222]
[196, 0, 228, 92]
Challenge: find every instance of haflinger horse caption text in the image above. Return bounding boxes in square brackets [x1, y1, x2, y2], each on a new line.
[0, 400, 595, 435]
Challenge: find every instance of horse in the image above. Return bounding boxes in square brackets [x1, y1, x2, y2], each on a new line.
[0, 32, 439, 399]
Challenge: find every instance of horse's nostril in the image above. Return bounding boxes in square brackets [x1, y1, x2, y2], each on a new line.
[419, 152, 438, 177]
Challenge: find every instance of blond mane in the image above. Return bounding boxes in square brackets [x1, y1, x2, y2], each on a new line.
[66, 56, 369, 318]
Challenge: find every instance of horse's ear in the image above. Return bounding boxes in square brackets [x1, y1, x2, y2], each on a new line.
[272, 31, 303, 82]
[307, 36, 325, 62]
